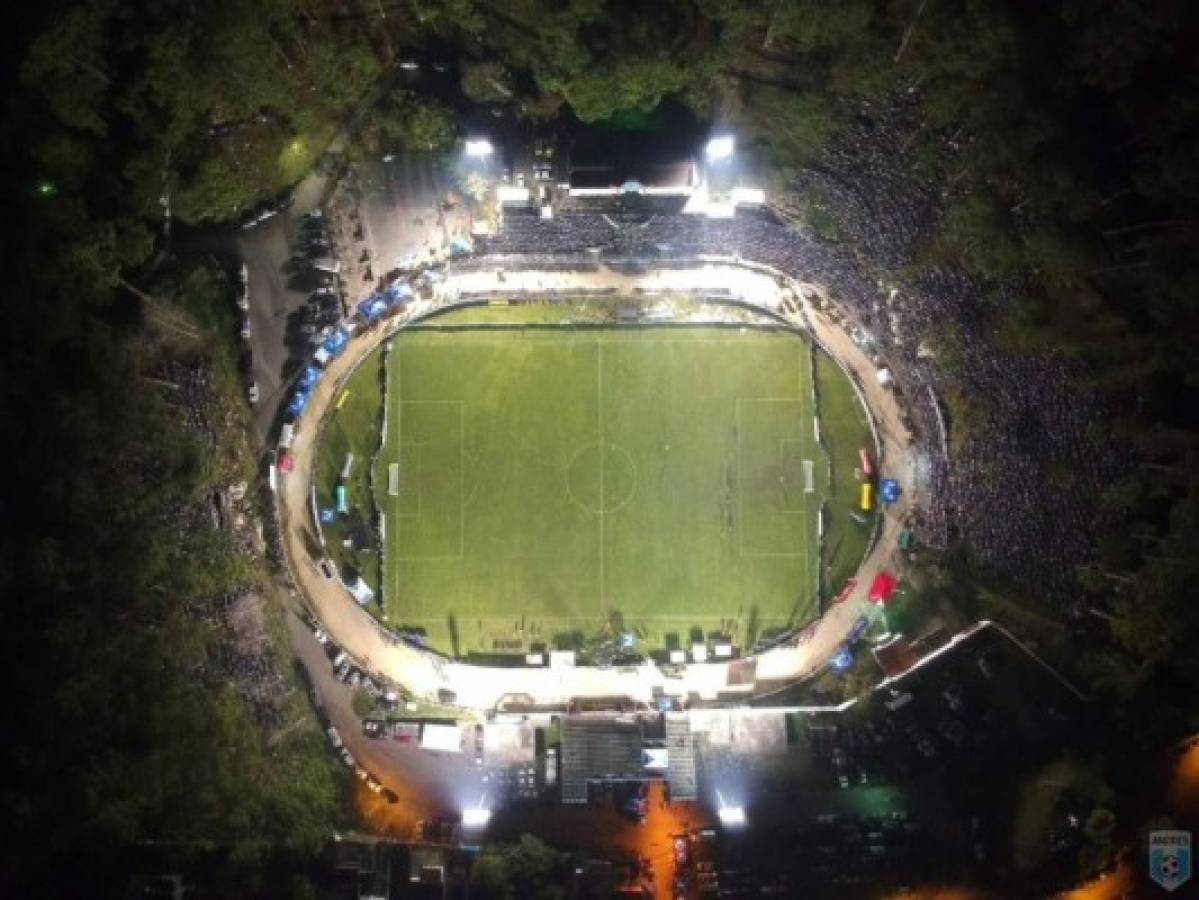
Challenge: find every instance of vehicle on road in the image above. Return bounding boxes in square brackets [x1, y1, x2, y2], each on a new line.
[236, 284, 249, 311]
[239, 318, 251, 340]
[247, 381, 259, 404]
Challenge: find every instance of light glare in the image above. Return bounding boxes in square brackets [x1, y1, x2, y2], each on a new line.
[705, 135, 735, 160]
[462, 807, 491, 828]
[717, 805, 746, 826]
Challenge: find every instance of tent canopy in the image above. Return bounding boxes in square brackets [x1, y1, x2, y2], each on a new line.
[869, 571, 899, 604]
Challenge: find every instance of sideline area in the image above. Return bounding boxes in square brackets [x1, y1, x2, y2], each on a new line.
[278, 261, 916, 710]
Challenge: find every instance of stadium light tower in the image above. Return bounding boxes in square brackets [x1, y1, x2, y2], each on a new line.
[464, 138, 494, 159]
[705, 135, 735, 162]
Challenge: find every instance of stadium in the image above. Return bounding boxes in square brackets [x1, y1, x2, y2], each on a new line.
[278, 240, 918, 712]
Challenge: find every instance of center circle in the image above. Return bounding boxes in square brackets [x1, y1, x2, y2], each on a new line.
[566, 443, 637, 513]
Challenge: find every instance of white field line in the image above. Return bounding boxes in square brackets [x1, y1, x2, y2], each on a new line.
[597, 341, 605, 615]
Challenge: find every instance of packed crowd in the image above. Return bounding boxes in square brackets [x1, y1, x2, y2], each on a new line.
[475, 96, 1124, 601]
[150, 357, 289, 725]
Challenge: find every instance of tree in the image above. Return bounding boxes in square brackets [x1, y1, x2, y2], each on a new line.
[461, 59, 514, 104]
[470, 835, 571, 900]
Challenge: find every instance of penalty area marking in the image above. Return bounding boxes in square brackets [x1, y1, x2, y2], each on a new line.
[392, 399, 465, 561]
[736, 397, 808, 559]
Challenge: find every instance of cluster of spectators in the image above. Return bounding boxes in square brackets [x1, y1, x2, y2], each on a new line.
[473, 94, 1125, 601]
[152, 358, 220, 447]
[206, 625, 288, 727]
[151, 360, 289, 723]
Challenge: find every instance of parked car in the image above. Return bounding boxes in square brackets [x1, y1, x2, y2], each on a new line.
[236, 284, 249, 311]
[239, 317, 251, 340]
[247, 381, 259, 404]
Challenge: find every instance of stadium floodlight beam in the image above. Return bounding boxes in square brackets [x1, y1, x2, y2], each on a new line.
[705, 135, 735, 161]
[462, 793, 491, 829]
[715, 789, 747, 827]
[462, 807, 491, 828]
[717, 805, 746, 826]
[464, 138, 494, 158]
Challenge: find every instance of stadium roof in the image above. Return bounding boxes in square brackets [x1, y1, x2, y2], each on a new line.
[559, 715, 697, 803]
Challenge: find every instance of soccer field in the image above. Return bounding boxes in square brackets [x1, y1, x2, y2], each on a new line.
[372, 323, 834, 658]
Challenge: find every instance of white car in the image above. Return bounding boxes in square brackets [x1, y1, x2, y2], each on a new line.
[239, 262, 249, 285]
[240, 318, 251, 340]
[236, 285, 249, 311]
[247, 382, 259, 405]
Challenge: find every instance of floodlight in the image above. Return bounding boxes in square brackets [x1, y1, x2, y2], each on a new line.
[462, 807, 491, 828]
[464, 139, 494, 158]
[717, 805, 746, 826]
[716, 789, 746, 827]
[705, 135, 735, 161]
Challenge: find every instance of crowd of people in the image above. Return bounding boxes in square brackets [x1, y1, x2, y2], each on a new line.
[473, 98, 1124, 601]
[151, 357, 289, 725]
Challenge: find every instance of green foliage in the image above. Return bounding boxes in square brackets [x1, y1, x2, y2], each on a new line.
[470, 835, 572, 900]
[461, 59, 515, 104]
[372, 93, 458, 153]
[938, 192, 1023, 279]
[742, 87, 837, 167]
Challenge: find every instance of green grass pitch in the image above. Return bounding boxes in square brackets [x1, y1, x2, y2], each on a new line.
[360, 321, 849, 657]
[312, 302, 876, 660]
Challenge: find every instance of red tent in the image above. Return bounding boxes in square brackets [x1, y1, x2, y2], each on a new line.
[869, 571, 898, 604]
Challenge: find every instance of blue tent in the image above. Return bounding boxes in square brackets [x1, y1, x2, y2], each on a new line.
[288, 390, 309, 416]
[831, 647, 855, 672]
[385, 282, 413, 306]
[847, 614, 871, 645]
[880, 477, 902, 504]
[323, 329, 349, 356]
[300, 365, 322, 389]
[359, 297, 387, 320]
[320, 508, 335, 524]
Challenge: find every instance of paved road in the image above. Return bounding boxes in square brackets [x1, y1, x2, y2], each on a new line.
[286, 605, 460, 837]
[289, 600, 712, 894]
[359, 153, 449, 272]
[237, 131, 357, 442]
